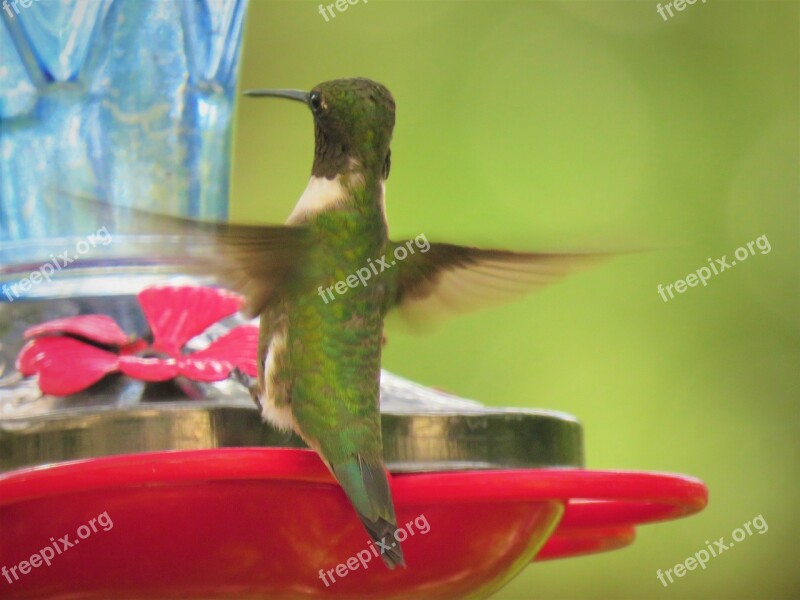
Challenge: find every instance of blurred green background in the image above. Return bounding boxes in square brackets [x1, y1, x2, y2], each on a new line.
[230, 1, 798, 598]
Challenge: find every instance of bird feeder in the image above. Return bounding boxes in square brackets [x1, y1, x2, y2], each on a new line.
[0, 2, 707, 598]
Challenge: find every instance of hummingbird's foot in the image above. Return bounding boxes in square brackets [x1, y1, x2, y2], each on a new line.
[230, 367, 263, 412]
[249, 386, 263, 413]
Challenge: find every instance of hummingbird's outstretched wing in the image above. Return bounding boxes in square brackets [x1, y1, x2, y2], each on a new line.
[60, 192, 313, 316]
[194, 221, 312, 317]
[387, 242, 605, 325]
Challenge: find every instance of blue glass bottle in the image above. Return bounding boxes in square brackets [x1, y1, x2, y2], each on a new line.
[0, 0, 249, 243]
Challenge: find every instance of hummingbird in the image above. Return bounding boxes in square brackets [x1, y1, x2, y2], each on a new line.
[127, 78, 602, 568]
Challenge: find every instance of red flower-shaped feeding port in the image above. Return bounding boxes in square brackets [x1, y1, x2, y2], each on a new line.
[16, 286, 258, 396]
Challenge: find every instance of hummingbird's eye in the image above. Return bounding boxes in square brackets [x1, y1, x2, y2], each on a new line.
[309, 92, 323, 113]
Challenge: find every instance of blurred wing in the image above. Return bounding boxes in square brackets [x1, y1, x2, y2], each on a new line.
[388, 242, 605, 325]
[61, 192, 312, 316]
[195, 221, 312, 316]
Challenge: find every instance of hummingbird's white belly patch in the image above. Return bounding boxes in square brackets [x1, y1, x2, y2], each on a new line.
[260, 327, 295, 432]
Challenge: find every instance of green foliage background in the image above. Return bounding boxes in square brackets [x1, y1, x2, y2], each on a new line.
[230, 2, 799, 598]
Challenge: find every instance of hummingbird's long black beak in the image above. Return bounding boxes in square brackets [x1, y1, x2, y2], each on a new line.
[243, 89, 309, 103]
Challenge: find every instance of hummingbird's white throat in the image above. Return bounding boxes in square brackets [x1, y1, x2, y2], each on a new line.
[287, 176, 344, 224]
[286, 172, 385, 225]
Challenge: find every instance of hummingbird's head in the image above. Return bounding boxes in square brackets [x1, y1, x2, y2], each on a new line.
[245, 78, 396, 180]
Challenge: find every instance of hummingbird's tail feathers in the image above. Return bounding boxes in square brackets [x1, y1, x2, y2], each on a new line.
[357, 511, 406, 570]
[387, 241, 610, 329]
[331, 457, 406, 569]
[55, 189, 314, 317]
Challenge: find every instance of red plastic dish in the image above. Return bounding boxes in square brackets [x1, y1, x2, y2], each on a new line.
[0, 448, 707, 599]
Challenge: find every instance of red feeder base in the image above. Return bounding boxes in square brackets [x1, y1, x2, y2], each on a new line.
[0, 448, 707, 599]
